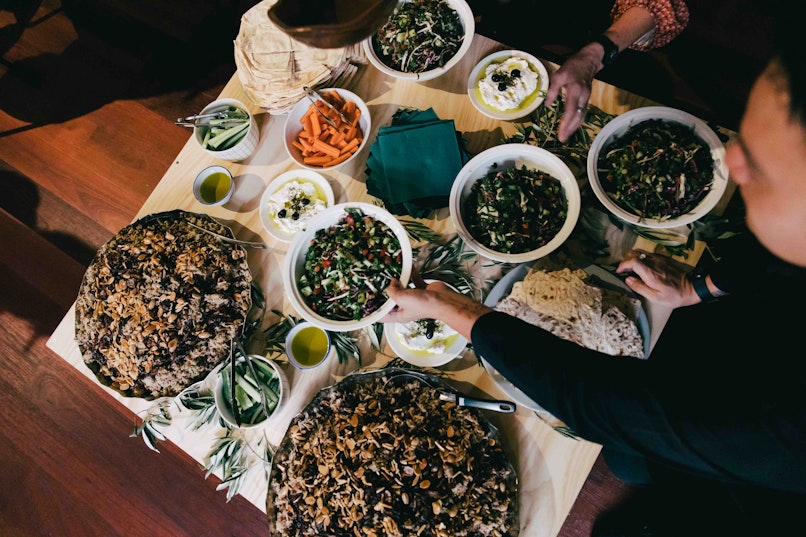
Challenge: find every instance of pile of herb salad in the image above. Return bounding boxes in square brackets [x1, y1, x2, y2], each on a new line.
[463, 165, 568, 254]
[372, 0, 464, 73]
[298, 208, 404, 321]
[599, 119, 715, 221]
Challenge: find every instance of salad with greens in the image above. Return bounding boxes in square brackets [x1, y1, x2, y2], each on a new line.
[598, 119, 715, 221]
[463, 165, 568, 254]
[298, 208, 404, 321]
[372, 0, 464, 73]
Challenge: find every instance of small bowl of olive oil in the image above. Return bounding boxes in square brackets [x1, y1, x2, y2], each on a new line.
[285, 321, 332, 369]
[193, 165, 234, 206]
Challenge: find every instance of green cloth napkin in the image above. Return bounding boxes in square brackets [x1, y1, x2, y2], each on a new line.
[366, 108, 470, 218]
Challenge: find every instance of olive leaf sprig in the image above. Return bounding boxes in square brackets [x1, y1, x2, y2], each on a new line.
[177, 384, 220, 430]
[131, 399, 172, 452]
[400, 218, 443, 244]
[203, 434, 250, 502]
[417, 235, 481, 300]
[504, 97, 613, 173]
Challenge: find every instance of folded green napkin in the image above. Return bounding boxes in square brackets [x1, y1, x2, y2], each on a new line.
[366, 108, 470, 218]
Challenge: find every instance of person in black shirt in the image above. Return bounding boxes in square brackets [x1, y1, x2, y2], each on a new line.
[383, 10, 806, 537]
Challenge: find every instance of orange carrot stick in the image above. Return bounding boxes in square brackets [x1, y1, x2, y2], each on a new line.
[311, 138, 341, 159]
[340, 137, 360, 155]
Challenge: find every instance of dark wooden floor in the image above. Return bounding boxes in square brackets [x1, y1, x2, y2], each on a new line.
[1, 1, 772, 535]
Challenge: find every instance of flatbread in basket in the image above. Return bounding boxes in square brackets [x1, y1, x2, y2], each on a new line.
[234, 0, 365, 114]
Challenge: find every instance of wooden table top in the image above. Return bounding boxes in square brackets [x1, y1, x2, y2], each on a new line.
[46, 33, 734, 536]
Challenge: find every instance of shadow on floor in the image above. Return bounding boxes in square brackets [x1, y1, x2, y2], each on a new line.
[0, 0, 254, 133]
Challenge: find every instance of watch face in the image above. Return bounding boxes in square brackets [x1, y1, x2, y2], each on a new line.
[596, 35, 618, 66]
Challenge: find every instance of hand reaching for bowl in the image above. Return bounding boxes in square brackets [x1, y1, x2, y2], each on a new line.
[544, 45, 601, 143]
[383, 278, 490, 340]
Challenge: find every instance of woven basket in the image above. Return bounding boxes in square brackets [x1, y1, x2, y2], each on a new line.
[234, 0, 365, 114]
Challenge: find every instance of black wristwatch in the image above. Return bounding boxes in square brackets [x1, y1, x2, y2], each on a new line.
[688, 273, 718, 303]
[592, 34, 619, 66]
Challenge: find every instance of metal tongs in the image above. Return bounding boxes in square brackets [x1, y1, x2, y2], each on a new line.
[174, 111, 245, 129]
[185, 221, 267, 249]
[385, 370, 516, 413]
[302, 86, 349, 127]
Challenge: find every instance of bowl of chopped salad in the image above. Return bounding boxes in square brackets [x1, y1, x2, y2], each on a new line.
[450, 144, 581, 263]
[363, 0, 475, 82]
[587, 106, 729, 229]
[284, 202, 413, 331]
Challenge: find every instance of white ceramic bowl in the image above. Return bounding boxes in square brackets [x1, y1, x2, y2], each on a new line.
[193, 165, 234, 206]
[467, 49, 549, 121]
[258, 169, 335, 243]
[385, 280, 468, 367]
[362, 0, 475, 82]
[284, 202, 413, 331]
[587, 106, 729, 229]
[214, 354, 288, 428]
[285, 321, 333, 369]
[450, 144, 581, 263]
[193, 98, 259, 162]
[283, 88, 371, 171]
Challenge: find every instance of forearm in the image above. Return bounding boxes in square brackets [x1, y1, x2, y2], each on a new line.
[603, 6, 656, 53]
[428, 292, 491, 341]
[574, 6, 655, 73]
[611, 0, 690, 50]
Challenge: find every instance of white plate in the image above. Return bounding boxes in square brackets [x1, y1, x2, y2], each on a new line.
[258, 169, 335, 243]
[587, 106, 729, 229]
[284, 202, 413, 332]
[449, 144, 581, 263]
[481, 261, 650, 412]
[362, 0, 475, 82]
[467, 49, 549, 120]
[384, 280, 468, 367]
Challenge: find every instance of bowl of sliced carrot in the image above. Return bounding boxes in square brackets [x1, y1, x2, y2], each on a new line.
[284, 87, 371, 171]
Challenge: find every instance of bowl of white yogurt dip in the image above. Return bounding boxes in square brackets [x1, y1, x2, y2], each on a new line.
[467, 49, 549, 121]
[385, 280, 468, 367]
[259, 169, 335, 243]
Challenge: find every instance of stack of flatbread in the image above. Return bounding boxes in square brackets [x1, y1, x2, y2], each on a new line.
[234, 0, 365, 114]
[494, 254, 645, 358]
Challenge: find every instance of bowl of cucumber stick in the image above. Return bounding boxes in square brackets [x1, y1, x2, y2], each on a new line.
[193, 98, 260, 162]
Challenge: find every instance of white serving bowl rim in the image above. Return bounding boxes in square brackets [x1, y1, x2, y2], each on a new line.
[466, 49, 550, 120]
[450, 144, 581, 263]
[284, 202, 413, 331]
[283, 87, 371, 171]
[362, 0, 475, 82]
[586, 106, 729, 229]
[258, 169, 335, 243]
[213, 354, 287, 428]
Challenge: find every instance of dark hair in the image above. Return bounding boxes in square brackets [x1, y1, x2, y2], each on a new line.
[772, 11, 806, 125]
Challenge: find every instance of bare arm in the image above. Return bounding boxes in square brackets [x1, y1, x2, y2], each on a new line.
[382, 279, 491, 340]
[546, 6, 656, 142]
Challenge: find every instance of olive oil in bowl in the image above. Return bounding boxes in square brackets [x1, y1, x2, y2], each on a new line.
[193, 165, 233, 206]
[285, 322, 331, 369]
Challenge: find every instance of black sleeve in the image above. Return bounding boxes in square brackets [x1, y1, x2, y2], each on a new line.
[471, 308, 806, 490]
